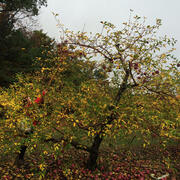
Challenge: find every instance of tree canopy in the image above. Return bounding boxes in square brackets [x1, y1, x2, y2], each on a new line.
[0, 0, 48, 86]
[0, 0, 47, 16]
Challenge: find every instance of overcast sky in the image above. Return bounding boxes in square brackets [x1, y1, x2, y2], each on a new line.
[38, 0, 180, 58]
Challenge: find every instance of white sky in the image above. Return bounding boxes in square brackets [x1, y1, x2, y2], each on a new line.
[38, 0, 180, 58]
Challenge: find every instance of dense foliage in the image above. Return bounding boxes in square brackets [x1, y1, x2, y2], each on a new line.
[0, 0, 47, 17]
[0, 0, 48, 86]
[0, 28, 55, 86]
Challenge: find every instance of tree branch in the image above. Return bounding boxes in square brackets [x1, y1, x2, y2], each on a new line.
[129, 61, 138, 86]
[98, 69, 130, 132]
[115, 69, 130, 105]
[68, 42, 113, 62]
[48, 127, 91, 152]
[143, 85, 174, 98]
[44, 137, 91, 152]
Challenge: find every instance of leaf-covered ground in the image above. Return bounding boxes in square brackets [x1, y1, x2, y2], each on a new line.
[0, 144, 179, 179]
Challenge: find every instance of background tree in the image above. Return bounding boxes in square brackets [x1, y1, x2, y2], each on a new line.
[0, 28, 55, 86]
[0, 0, 47, 43]
[0, 0, 47, 21]
[0, 0, 47, 86]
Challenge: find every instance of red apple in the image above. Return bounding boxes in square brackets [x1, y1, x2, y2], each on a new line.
[155, 70, 159, 74]
[102, 65, 106, 70]
[33, 120, 38, 126]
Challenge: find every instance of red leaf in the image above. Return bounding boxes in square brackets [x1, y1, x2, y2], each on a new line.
[33, 120, 38, 126]
[34, 97, 43, 104]
[42, 90, 47, 96]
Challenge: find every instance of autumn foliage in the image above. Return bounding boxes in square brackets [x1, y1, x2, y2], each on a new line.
[0, 15, 179, 179]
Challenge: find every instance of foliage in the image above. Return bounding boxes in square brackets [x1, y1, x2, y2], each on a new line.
[0, 0, 47, 42]
[0, 0, 47, 17]
[0, 14, 179, 178]
[0, 29, 55, 86]
[0, 0, 48, 86]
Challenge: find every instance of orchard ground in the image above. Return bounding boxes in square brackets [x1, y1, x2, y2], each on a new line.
[0, 133, 179, 179]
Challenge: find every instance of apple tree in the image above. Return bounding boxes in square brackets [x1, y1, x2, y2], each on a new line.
[0, 14, 179, 172]
[57, 15, 180, 169]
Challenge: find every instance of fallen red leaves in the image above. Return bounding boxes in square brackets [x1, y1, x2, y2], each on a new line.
[0, 145, 179, 179]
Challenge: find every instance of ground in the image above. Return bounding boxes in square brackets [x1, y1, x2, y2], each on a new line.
[0, 143, 179, 179]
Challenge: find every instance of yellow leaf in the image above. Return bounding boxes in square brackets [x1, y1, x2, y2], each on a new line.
[103, 104, 107, 109]
[36, 88, 40, 93]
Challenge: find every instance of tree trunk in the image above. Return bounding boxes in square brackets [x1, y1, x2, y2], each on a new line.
[14, 145, 27, 167]
[86, 70, 130, 169]
[19, 145, 27, 160]
[86, 134, 103, 170]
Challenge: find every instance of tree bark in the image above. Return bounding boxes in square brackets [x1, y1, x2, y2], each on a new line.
[86, 134, 103, 170]
[14, 145, 27, 167]
[18, 145, 27, 160]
